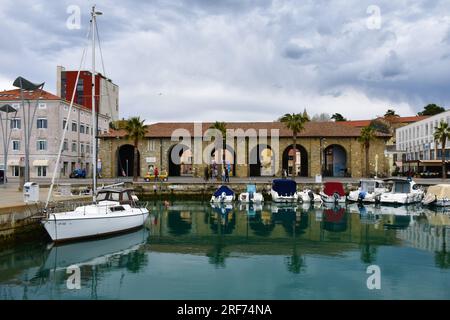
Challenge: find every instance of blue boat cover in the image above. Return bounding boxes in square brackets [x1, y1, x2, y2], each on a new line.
[213, 185, 235, 197]
[272, 179, 297, 196]
[247, 184, 256, 193]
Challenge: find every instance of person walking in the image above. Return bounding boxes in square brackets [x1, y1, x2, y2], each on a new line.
[225, 166, 230, 183]
[154, 166, 159, 182]
[204, 166, 210, 182]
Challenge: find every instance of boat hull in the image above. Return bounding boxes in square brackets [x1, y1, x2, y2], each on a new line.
[42, 209, 149, 242]
[270, 190, 298, 203]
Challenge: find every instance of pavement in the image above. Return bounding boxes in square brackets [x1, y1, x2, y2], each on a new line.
[0, 183, 90, 209]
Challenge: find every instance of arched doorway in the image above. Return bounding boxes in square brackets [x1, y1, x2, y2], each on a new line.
[168, 144, 192, 176]
[323, 144, 347, 177]
[210, 145, 236, 176]
[282, 144, 308, 177]
[249, 144, 275, 177]
[117, 144, 140, 177]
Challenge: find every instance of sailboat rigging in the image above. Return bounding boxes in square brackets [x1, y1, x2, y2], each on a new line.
[41, 6, 149, 242]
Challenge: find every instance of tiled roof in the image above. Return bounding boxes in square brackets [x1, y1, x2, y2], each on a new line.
[101, 121, 392, 139]
[0, 88, 96, 112]
[0, 89, 60, 101]
[341, 116, 429, 127]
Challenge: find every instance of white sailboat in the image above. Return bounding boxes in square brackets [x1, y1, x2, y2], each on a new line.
[41, 7, 149, 242]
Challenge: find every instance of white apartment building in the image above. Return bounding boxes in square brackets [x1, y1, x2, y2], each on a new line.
[396, 110, 450, 173]
[0, 89, 110, 179]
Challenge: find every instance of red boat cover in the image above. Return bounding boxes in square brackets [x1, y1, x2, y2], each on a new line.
[324, 208, 346, 222]
[323, 182, 345, 196]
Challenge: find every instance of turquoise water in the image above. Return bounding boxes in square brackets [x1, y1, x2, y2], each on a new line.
[1, 201, 450, 300]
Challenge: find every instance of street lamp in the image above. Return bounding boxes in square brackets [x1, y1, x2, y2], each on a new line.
[0, 104, 18, 186]
[12, 76, 45, 184]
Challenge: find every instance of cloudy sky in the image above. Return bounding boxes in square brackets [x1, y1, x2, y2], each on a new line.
[0, 0, 449, 123]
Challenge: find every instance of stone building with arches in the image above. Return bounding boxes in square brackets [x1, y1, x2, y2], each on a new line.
[99, 122, 391, 179]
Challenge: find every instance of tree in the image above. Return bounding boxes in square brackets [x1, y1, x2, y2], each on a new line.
[358, 126, 376, 177]
[124, 117, 147, 181]
[210, 121, 228, 175]
[279, 113, 308, 176]
[331, 113, 347, 122]
[433, 121, 450, 179]
[418, 104, 445, 116]
[302, 108, 310, 121]
[369, 118, 391, 134]
[384, 109, 399, 118]
[311, 113, 331, 122]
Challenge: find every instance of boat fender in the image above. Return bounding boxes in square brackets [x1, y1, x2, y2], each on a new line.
[333, 192, 340, 203]
[358, 191, 366, 200]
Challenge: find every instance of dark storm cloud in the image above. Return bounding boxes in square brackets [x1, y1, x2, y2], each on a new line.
[0, 0, 450, 122]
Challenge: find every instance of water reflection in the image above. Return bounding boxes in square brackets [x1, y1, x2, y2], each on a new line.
[2, 202, 450, 299]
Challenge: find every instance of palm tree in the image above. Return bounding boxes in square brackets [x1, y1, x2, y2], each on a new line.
[279, 113, 307, 177]
[358, 126, 376, 177]
[124, 117, 147, 181]
[210, 121, 228, 175]
[433, 121, 450, 179]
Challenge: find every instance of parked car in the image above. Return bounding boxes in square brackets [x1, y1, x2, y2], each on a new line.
[69, 168, 87, 178]
[144, 170, 168, 182]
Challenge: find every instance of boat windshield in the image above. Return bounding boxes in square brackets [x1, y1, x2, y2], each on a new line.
[96, 191, 121, 202]
[360, 181, 375, 192]
[393, 182, 410, 193]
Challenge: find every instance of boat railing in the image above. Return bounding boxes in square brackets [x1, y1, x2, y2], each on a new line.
[45, 198, 148, 215]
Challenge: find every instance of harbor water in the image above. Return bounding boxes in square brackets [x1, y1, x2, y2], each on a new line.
[1, 201, 450, 299]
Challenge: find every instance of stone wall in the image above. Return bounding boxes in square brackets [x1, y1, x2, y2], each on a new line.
[100, 135, 389, 179]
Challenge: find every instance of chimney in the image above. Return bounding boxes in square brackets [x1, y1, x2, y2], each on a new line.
[56, 65, 65, 97]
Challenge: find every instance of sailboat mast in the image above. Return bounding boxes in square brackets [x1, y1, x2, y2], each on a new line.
[91, 6, 98, 202]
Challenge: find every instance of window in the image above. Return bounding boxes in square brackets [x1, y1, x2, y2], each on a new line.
[76, 79, 84, 105]
[37, 166, 47, 177]
[11, 166, 20, 177]
[37, 118, 48, 129]
[86, 143, 90, 154]
[11, 118, 21, 129]
[36, 140, 47, 151]
[63, 139, 68, 151]
[38, 103, 47, 109]
[86, 125, 90, 135]
[72, 142, 77, 152]
[80, 143, 85, 153]
[80, 124, 85, 134]
[12, 140, 20, 151]
[148, 140, 156, 151]
[72, 121, 77, 132]
[63, 119, 67, 130]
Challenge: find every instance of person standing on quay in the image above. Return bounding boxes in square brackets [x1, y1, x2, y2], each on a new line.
[154, 166, 159, 182]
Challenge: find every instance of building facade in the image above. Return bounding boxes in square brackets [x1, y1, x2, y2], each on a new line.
[99, 122, 391, 179]
[342, 115, 428, 175]
[0, 89, 110, 179]
[396, 110, 450, 174]
[56, 66, 119, 121]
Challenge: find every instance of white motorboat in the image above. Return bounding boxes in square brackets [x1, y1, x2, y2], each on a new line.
[270, 179, 298, 202]
[42, 188, 149, 242]
[297, 188, 322, 204]
[347, 179, 387, 203]
[422, 184, 450, 207]
[380, 178, 424, 205]
[210, 185, 235, 203]
[239, 184, 264, 203]
[320, 182, 347, 204]
[41, 8, 149, 243]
